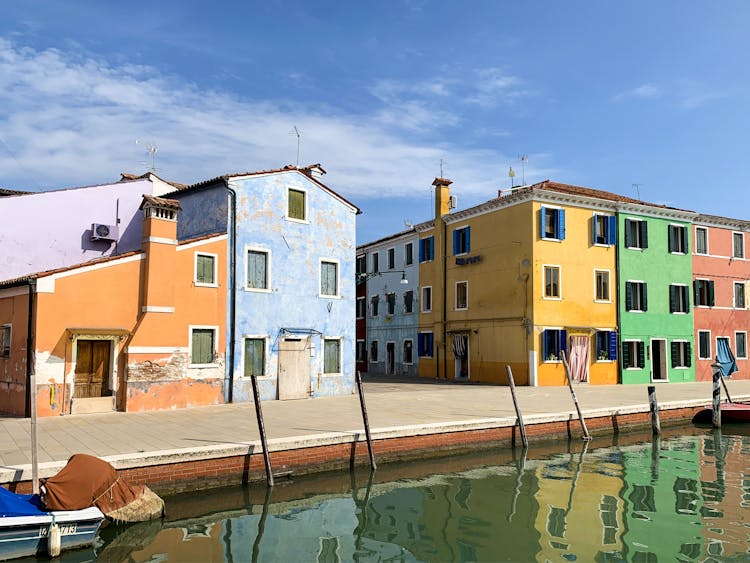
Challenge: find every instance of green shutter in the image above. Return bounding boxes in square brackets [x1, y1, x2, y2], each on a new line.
[625, 282, 633, 311]
[671, 341, 679, 368]
[197, 255, 214, 284]
[324, 340, 340, 373]
[669, 285, 677, 313]
[642, 283, 648, 311]
[637, 342, 645, 368]
[288, 189, 305, 220]
[686, 342, 692, 367]
[244, 338, 265, 377]
[192, 329, 214, 364]
[668, 226, 675, 253]
[640, 221, 649, 248]
[625, 221, 633, 247]
[708, 281, 715, 306]
[621, 340, 630, 368]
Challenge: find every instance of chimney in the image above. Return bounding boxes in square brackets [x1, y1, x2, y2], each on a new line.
[138, 195, 181, 313]
[433, 177, 452, 220]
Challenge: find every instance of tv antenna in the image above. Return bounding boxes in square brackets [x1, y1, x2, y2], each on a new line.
[518, 154, 528, 185]
[632, 183, 642, 199]
[136, 140, 158, 172]
[291, 126, 302, 166]
[440, 158, 445, 178]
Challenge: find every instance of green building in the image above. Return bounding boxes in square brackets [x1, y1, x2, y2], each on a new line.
[617, 207, 696, 383]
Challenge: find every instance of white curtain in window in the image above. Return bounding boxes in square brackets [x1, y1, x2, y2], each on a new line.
[568, 335, 589, 382]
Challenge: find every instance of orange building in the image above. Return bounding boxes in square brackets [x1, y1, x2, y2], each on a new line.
[0, 195, 226, 416]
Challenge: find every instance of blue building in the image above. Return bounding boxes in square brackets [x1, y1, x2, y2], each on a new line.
[172, 165, 360, 402]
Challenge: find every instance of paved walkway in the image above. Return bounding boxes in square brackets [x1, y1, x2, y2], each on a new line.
[1, 377, 748, 482]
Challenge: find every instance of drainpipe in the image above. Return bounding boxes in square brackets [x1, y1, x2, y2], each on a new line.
[225, 181, 238, 403]
[442, 219, 448, 380]
[25, 278, 39, 493]
[615, 208, 622, 383]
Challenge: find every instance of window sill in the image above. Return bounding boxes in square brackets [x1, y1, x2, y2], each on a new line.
[669, 252, 687, 256]
[543, 360, 562, 364]
[543, 296, 562, 301]
[625, 246, 646, 251]
[594, 299, 612, 304]
[194, 282, 218, 288]
[455, 307, 468, 311]
[626, 310, 645, 313]
[624, 367, 645, 371]
[541, 237, 563, 243]
[595, 359, 615, 363]
[323, 373, 343, 377]
[593, 243, 614, 248]
[671, 311, 688, 315]
[245, 287, 272, 293]
[421, 309, 433, 313]
[285, 216, 310, 225]
[189, 363, 220, 369]
[319, 294, 342, 299]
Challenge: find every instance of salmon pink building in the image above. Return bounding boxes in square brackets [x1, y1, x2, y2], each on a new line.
[692, 215, 750, 381]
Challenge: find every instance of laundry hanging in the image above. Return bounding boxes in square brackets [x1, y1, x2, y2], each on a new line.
[452, 334, 467, 358]
[716, 338, 738, 377]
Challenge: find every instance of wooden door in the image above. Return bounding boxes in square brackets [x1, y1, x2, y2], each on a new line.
[278, 337, 311, 400]
[74, 340, 111, 398]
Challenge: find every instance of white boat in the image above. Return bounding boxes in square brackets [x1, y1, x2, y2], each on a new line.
[0, 487, 104, 560]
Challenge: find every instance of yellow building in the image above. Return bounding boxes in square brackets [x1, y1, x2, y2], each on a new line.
[417, 178, 619, 386]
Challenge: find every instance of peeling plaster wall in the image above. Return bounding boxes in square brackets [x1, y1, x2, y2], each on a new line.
[228, 172, 357, 402]
[174, 187, 228, 241]
[0, 290, 30, 415]
[0, 179, 153, 280]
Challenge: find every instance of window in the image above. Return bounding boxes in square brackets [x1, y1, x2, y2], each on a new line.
[287, 188, 306, 221]
[421, 286, 432, 312]
[371, 252, 379, 273]
[418, 332, 434, 357]
[191, 328, 216, 365]
[370, 341, 378, 362]
[370, 295, 379, 317]
[419, 237, 434, 262]
[669, 285, 689, 314]
[386, 292, 396, 315]
[694, 279, 715, 307]
[671, 341, 691, 368]
[625, 219, 648, 249]
[320, 260, 338, 297]
[733, 232, 745, 258]
[544, 266, 561, 299]
[736, 332, 748, 359]
[595, 270, 610, 302]
[323, 339, 341, 374]
[246, 249, 269, 290]
[593, 214, 616, 245]
[356, 340, 366, 363]
[387, 248, 395, 269]
[195, 253, 217, 286]
[403, 340, 414, 364]
[542, 329, 567, 362]
[405, 243, 413, 265]
[244, 338, 265, 377]
[356, 255, 367, 275]
[455, 281, 468, 310]
[595, 331, 617, 361]
[600, 495, 619, 546]
[356, 297, 366, 319]
[695, 227, 708, 255]
[622, 341, 645, 369]
[540, 207, 565, 240]
[403, 290, 414, 314]
[698, 331, 711, 360]
[668, 225, 688, 254]
[0, 325, 9, 358]
[625, 281, 647, 312]
[734, 282, 746, 309]
[453, 226, 471, 255]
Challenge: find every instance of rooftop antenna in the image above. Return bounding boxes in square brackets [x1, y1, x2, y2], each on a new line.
[632, 183, 642, 199]
[518, 154, 528, 185]
[440, 158, 444, 178]
[291, 126, 302, 167]
[135, 140, 158, 172]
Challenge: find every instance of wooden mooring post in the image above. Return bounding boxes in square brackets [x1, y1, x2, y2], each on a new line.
[356, 371, 377, 470]
[647, 385, 661, 435]
[711, 366, 722, 429]
[250, 375, 274, 487]
[505, 366, 528, 449]
[560, 351, 591, 441]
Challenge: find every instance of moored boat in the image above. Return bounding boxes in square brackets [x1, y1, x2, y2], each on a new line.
[693, 402, 750, 424]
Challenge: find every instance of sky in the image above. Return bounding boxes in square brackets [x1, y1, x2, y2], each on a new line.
[1, 1, 749, 243]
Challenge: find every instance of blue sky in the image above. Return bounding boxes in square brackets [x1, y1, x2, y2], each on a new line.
[1, 1, 748, 243]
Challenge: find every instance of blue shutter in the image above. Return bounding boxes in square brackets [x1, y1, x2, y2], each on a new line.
[592, 214, 600, 245]
[557, 210, 566, 240]
[429, 236, 435, 260]
[465, 227, 471, 253]
[560, 330, 568, 356]
[417, 334, 424, 356]
[543, 331, 549, 359]
[419, 239, 425, 262]
[608, 216, 617, 245]
[427, 333, 434, 356]
[540, 207, 547, 238]
[453, 229, 459, 255]
[609, 331, 617, 360]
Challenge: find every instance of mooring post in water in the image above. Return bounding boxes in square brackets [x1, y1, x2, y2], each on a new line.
[355, 371, 377, 470]
[711, 366, 722, 429]
[505, 365, 528, 449]
[561, 351, 591, 441]
[647, 385, 661, 435]
[251, 375, 274, 487]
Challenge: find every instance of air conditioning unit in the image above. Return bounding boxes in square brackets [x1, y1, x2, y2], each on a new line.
[91, 223, 119, 241]
[449, 195, 458, 209]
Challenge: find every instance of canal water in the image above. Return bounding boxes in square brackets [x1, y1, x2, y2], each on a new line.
[50, 426, 750, 562]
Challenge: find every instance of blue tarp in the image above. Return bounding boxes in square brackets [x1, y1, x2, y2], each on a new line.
[716, 338, 739, 377]
[0, 486, 47, 517]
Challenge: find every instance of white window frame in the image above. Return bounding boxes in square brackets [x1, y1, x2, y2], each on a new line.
[319, 258, 341, 298]
[454, 225, 470, 255]
[0, 324, 10, 358]
[403, 289, 415, 314]
[733, 231, 745, 259]
[188, 325, 219, 368]
[285, 186, 309, 223]
[419, 237, 434, 263]
[404, 242, 414, 266]
[694, 278, 713, 307]
[626, 280, 646, 312]
[671, 283, 689, 314]
[194, 251, 218, 287]
[734, 281, 746, 309]
[356, 297, 366, 319]
[242, 334, 269, 378]
[323, 336, 343, 375]
[625, 218, 646, 250]
[623, 340, 643, 370]
[541, 205, 563, 241]
[698, 330, 712, 360]
[371, 251, 380, 274]
[593, 214, 614, 246]
[594, 269, 611, 303]
[695, 226, 709, 255]
[421, 286, 433, 313]
[455, 280, 468, 310]
[736, 331, 748, 359]
[418, 331, 434, 358]
[369, 340, 379, 363]
[672, 340, 691, 369]
[387, 247, 396, 270]
[668, 223, 688, 255]
[403, 339, 414, 365]
[245, 245, 271, 293]
[543, 264, 562, 300]
[356, 339, 366, 363]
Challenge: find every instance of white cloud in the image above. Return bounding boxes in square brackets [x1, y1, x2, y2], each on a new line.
[0, 38, 555, 203]
[466, 68, 532, 108]
[612, 83, 662, 102]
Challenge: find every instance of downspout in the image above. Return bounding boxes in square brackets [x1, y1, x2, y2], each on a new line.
[26, 278, 39, 493]
[615, 208, 622, 383]
[442, 219, 448, 380]
[225, 181, 238, 403]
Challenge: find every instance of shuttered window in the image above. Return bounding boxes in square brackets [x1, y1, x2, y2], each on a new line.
[542, 329, 567, 362]
[191, 328, 215, 364]
[370, 295, 379, 316]
[324, 339, 341, 373]
[453, 227, 471, 255]
[734, 282, 746, 309]
[403, 340, 414, 364]
[370, 340, 379, 362]
[403, 290, 414, 313]
[669, 285, 689, 313]
[625, 219, 648, 249]
[244, 338, 265, 377]
[288, 188, 306, 221]
[320, 261, 338, 296]
[386, 292, 396, 315]
[625, 281, 647, 311]
[694, 279, 715, 306]
[668, 225, 688, 254]
[247, 250, 268, 290]
[418, 333, 434, 357]
[419, 237, 434, 262]
[540, 207, 566, 240]
[596, 331, 617, 361]
[671, 341, 691, 368]
[0, 325, 10, 358]
[733, 232, 745, 258]
[622, 341, 645, 369]
[195, 253, 216, 285]
[593, 214, 616, 245]
[698, 331, 711, 359]
[405, 243, 414, 265]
